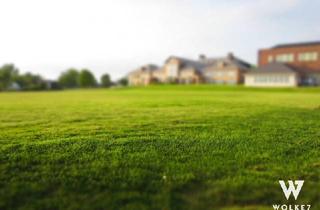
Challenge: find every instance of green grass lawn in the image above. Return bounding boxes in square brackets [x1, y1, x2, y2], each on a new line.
[0, 85, 319, 210]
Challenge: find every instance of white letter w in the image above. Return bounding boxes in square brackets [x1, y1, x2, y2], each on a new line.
[279, 180, 304, 200]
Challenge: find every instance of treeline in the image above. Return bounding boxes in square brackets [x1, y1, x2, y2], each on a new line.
[0, 64, 128, 91]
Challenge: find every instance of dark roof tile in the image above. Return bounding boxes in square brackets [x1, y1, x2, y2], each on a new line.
[166, 55, 252, 72]
[246, 63, 297, 74]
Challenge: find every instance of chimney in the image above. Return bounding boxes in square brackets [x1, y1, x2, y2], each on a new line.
[227, 52, 234, 60]
[199, 54, 206, 61]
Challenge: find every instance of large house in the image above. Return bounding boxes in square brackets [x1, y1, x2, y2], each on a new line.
[127, 64, 160, 86]
[128, 53, 252, 86]
[245, 41, 320, 87]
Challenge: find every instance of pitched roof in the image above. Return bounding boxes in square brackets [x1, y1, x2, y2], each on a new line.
[272, 41, 320, 49]
[128, 64, 160, 76]
[246, 63, 297, 74]
[166, 54, 252, 72]
[201, 55, 252, 69]
[140, 64, 159, 71]
[166, 56, 206, 71]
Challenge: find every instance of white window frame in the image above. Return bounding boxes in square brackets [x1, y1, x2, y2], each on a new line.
[298, 52, 318, 62]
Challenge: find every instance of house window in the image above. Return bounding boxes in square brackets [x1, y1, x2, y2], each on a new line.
[276, 54, 294, 63]
[298, 52, 318, 61]
[254, 75, 289, 83]
[268, 55, 274, 63]
[254, 76, 267, 82]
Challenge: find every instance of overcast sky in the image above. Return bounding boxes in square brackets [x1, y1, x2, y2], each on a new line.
[0, 0, 319, 80]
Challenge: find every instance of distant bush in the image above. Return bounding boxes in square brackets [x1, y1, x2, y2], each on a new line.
[117, 77, 128, 86]
[0, 64, 52, 91]
[0, 63, 113, 91]
[79, 69, 97, 88]
[14, 72, 46, 91]
[0, 64, 19, 91]
[101, 73, 112, 88]
[58, 69, 80, 89]
[58, 68, 98, 89]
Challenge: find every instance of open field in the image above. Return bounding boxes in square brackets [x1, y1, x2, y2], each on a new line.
[0, 85, 319, 210]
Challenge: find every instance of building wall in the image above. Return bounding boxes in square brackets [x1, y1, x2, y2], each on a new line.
[259, 44, 320, 71]
[179, 68, 202, 84]
[128, 71, 153, 86]
[162, 58, 202, 84]
[204, 67, 243, 84]
[128, 73, 139, 86]
[245, 73, 299, 87]
[164, 58, 180, 81]
[152, 69, 166, 83]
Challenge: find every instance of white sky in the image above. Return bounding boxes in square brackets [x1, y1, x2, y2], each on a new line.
[0, 0, 319, 80]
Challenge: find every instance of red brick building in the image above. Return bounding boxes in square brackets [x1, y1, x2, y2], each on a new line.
[245, 41, 320, 87]
[259, 41, 320, 71]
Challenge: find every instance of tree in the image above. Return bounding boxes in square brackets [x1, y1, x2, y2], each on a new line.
[100, 73, 112, 88]
[58, 69, 80, 89]
[14, 72, 46, 90]
[117, 77, 128, 86]
[0, 64, 19, 90]
[78, 69, 97, 88]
